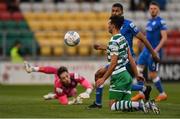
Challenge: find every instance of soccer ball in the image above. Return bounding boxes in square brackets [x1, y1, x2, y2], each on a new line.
[64, 31, 80, 46]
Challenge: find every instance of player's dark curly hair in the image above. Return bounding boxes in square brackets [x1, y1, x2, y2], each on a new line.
[109, 15, 124, 30]
[112, 3, 123, 11]
[57, 66, 68, 77]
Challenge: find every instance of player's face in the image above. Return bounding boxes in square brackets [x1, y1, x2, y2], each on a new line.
[108, 20, 114, 34]
[59, 72, 71, 86]
[111, 7, 123, 16]
[149, 5, 159, 18]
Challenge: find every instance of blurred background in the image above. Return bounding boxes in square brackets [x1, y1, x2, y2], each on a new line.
[0, 0, 180, 84]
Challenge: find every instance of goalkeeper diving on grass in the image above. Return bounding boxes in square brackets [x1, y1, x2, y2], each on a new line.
[24, 61, 93, 105]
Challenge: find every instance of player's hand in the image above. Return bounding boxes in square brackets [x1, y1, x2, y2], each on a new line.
[68, 97, 83, 105]
[79, 92, 90, 99]
[68, 98, 76, 105]
[56, 88, 63, 94]
[96, 78, 105, 88]
[152, 52, 160, 63]
[136, 75, 145, 82]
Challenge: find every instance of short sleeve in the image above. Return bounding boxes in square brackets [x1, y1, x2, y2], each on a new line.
[70, 72, 84, 82]
[129, 22, 140, 36]
[109, 42, 119, 56]
[160, 19, 168, 30]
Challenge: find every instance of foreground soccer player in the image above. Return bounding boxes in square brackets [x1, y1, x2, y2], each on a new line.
[89, 2, 156, 109]
[24, 61, 93, 105]
[95, 15, 148, 113]
[135, 1, 168, 102]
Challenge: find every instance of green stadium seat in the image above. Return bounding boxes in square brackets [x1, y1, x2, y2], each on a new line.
[7, 32, 21, 40]
[17, 21, 29, 30]
[0, 21, 4, 30]
[0, 32, 3, 50]
[4, 21, 17, 30]
[21, 32, 34, 39]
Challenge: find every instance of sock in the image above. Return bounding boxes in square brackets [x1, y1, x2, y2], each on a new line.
[131, 101, 140, 109]
[32, 67, 39, 72]
[153, 76, 164, 93]
[131, 84, 143, 91]
[95, 85, 103, 105]
[138, 81, 144, 86]
[111, 100, 132, 111]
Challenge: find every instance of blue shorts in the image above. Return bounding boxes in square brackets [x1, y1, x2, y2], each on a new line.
[137, 49, 161, 72]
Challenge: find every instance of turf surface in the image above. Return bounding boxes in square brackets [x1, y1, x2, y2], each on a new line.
[0, 83, 180, 118]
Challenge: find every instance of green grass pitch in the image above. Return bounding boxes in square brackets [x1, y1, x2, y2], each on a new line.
[0, 83, 180, 118]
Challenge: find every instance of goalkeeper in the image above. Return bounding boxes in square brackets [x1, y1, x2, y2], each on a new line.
[24, 61, 93, 105]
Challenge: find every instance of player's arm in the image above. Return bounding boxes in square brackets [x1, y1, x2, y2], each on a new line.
[73, 73, 93, 99]
[127, 48, 145, 81]
[154, 19, 168, 52]
[155, 30, 167, 52]
[93, 43, 107, 50]
[136, 32, 160, 62]
[96, 54, 118, 87]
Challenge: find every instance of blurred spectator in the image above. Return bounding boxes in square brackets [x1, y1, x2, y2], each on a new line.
[10, 41, 24, 63]
[53, 0, 65, 3]
[5, 0, 20, 12]
[76, 0, 100, 3]
[153, 0, 167, 11]
[130, 0, 151, 11]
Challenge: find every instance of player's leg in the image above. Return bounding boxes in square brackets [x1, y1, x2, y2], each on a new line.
[24, 61, 57, 74]
[24, 61, 39, 73]
[145, 99, 160, 114]
[148, 60, 167, 102]
[110, 94, 148, 113]
[109, 72, 148, 113]
[131, 50, 152, 101]
[88, 66, 107, 108]
[57, 94, 69, 105]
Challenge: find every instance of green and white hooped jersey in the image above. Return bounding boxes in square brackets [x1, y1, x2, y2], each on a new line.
[107, 34, 129, 75]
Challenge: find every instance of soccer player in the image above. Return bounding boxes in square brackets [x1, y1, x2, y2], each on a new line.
[24, 61, 93, 105]
[135, 1, 168, 102]
[88, 3, 159, 108]
[95, 15, 148, 113]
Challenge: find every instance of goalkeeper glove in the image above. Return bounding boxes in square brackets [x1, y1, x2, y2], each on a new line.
[68, 97, 83, 105]
[78, 88, 92, 99]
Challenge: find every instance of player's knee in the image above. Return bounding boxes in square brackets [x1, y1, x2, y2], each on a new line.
[137, 66, 144, 76]
[59, 99, 68, 105]
[95, 68, 106, 81]
[149, 72, 158, 79]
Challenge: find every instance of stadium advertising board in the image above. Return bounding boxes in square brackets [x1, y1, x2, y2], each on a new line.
[158, 61, 180, 82]
[0, 61, 180, 84]
[0, 61, 107, 84]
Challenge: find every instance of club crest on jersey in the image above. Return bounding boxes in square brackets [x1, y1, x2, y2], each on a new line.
[152, 21, 156, 26]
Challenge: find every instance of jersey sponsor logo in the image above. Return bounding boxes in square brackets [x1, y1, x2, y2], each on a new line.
[109, 44, 118, 52]
[146, 26, 152, 31]
[110, 52, 118, 56]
